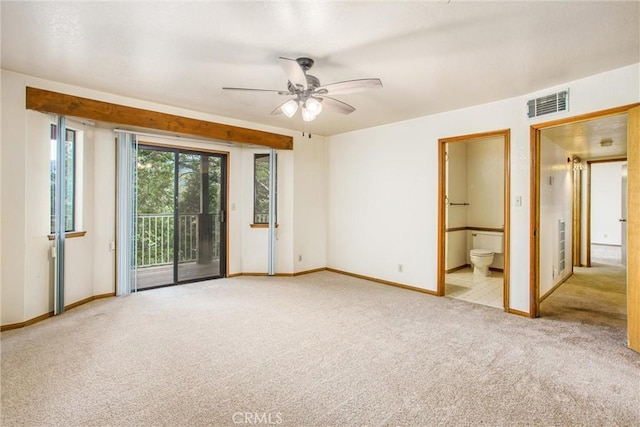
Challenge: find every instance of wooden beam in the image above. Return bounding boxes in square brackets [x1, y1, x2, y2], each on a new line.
[26, 87, 293, 150]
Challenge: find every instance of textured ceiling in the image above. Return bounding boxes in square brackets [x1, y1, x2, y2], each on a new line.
[2, 1, 639, 136]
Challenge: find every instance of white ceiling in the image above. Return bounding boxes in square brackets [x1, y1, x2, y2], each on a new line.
[2, 1, 638, 137]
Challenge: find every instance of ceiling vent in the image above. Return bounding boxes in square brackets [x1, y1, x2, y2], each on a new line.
[527, 90, 569, 118]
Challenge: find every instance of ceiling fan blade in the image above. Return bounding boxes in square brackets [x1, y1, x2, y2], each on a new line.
[315, 78, 382, 96]
[279, 57, 308, 90]
[223, 87, 290, 95]
[319, 96, 356, 114]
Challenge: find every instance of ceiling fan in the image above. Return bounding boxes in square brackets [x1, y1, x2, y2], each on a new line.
[223, 57, 382, 122]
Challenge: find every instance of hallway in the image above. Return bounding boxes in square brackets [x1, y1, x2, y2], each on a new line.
[540, 262, 626, 330]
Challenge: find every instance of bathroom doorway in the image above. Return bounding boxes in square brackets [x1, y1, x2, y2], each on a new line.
[437, 129, 510, 311]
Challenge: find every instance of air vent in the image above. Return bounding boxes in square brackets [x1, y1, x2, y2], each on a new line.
[527, 90, 569, 118]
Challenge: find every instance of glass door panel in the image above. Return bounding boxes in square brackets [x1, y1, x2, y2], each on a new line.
[135, 147, 176, 289]
[135, 144, 226, 289]
[177, 152, 224, 282]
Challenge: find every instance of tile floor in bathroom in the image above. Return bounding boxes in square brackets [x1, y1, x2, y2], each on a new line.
[444, 245, 621, 310]
[445, 266, 503, 309]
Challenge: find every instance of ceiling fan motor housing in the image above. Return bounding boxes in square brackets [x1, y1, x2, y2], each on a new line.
[296, 57, 314, 71]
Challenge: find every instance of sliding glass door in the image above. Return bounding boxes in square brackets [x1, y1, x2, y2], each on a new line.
[135, 145, 226, 289]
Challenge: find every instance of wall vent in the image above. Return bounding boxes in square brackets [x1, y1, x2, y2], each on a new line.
[527, 90, 569, 118]
[558, 219, 566, 273]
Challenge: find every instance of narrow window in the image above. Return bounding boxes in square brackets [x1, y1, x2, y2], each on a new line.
[253, 153, 276, 224]
[50, 124, 76, 233]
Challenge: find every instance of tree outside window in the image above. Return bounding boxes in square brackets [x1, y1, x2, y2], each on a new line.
[50, 125, 76, 233]
[254, 153, 276, 224]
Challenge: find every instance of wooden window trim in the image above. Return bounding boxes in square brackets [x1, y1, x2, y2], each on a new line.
[47, 231, 87, 240]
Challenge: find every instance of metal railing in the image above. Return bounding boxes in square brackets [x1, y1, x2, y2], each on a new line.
[136, 213, 220, 268]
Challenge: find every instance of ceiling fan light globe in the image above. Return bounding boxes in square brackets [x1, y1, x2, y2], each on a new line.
[305, 98, 323, 115]
[301, 107, 317, 122]
[282, 99, 299, 118]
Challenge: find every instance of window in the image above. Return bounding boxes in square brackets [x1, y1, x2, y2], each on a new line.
[50, 124, 76, 233]
[253, 153, 276, 224]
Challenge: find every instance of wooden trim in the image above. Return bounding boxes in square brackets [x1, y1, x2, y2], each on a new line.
[503, 130, 511, 311]
[439, 128, 511, 144]
[572, 167, 581, 267]
[539, 272, 573, 302]
[1, 312, 53, 331]
[226, 273, 243, 278]
[26, 87, 293, 150]
[250, 223, 279, 228]
[445, 227, 467, 233]
[64, 292, 115, 310]
[327, 268, 439, 296]
[445, 226, 504, 233]
[529, 125, 541, 318]
[586, 161, 592, 267]
[47, 230, 87, 240]
[294, 268, 327, 276]
[446, 264, 470, 274]
[588, 157, 628, 164]
[0, 292, 115, 331]
[506, 308, 533, 318]
[227, 268, 326, 278]
[530, 103, 640, 130]
[627, 105, 640, 352]
[437, 139, 446, 296]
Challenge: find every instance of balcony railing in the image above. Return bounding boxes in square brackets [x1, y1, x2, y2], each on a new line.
[136, 213, 220, 268]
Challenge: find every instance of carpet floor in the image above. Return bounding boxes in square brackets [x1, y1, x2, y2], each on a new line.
[2, 271, 639, 426]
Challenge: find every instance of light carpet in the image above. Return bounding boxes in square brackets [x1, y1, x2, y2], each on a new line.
[2, 271, 639, 426]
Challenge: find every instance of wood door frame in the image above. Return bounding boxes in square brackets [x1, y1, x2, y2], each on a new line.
[585, 157, 627, 267]
[437, 129, 511, 311]
[529, 103, 639, 320]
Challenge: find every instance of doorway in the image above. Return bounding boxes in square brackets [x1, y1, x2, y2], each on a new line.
[437, 129, 511, 310]
[135, 144, 227, 289]
[587, 160, 628, 267]
[530, 104, 640, 352]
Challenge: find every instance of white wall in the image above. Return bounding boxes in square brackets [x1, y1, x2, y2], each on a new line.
[293, 136, 327, 273]
[1, 69, 327, 326]
[327, 63, 639, 313]
[539, 137, 573, 297]
[591, 161, 625, 245]
[467, 137, 504, 229]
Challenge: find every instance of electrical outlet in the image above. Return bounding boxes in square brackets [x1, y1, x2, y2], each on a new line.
[398, 264, 403, 273]
[298, 255, 302, 262]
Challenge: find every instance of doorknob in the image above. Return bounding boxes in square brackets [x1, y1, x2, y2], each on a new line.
[619, 218, 627, 222]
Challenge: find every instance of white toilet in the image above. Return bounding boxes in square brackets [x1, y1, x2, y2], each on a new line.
[469, 231, 503, 276]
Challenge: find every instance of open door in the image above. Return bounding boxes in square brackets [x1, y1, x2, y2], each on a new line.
[620, 164, 627, 266]
[628, 106, 640, 352]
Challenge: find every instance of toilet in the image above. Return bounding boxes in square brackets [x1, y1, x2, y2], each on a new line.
[469, 231, 503, 276]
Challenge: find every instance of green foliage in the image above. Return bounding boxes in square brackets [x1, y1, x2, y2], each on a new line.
[134, 148, 222, 267]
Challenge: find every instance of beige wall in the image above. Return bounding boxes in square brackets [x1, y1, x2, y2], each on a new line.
[1, 70, 328, 326]
[327, 63, 639, 313]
